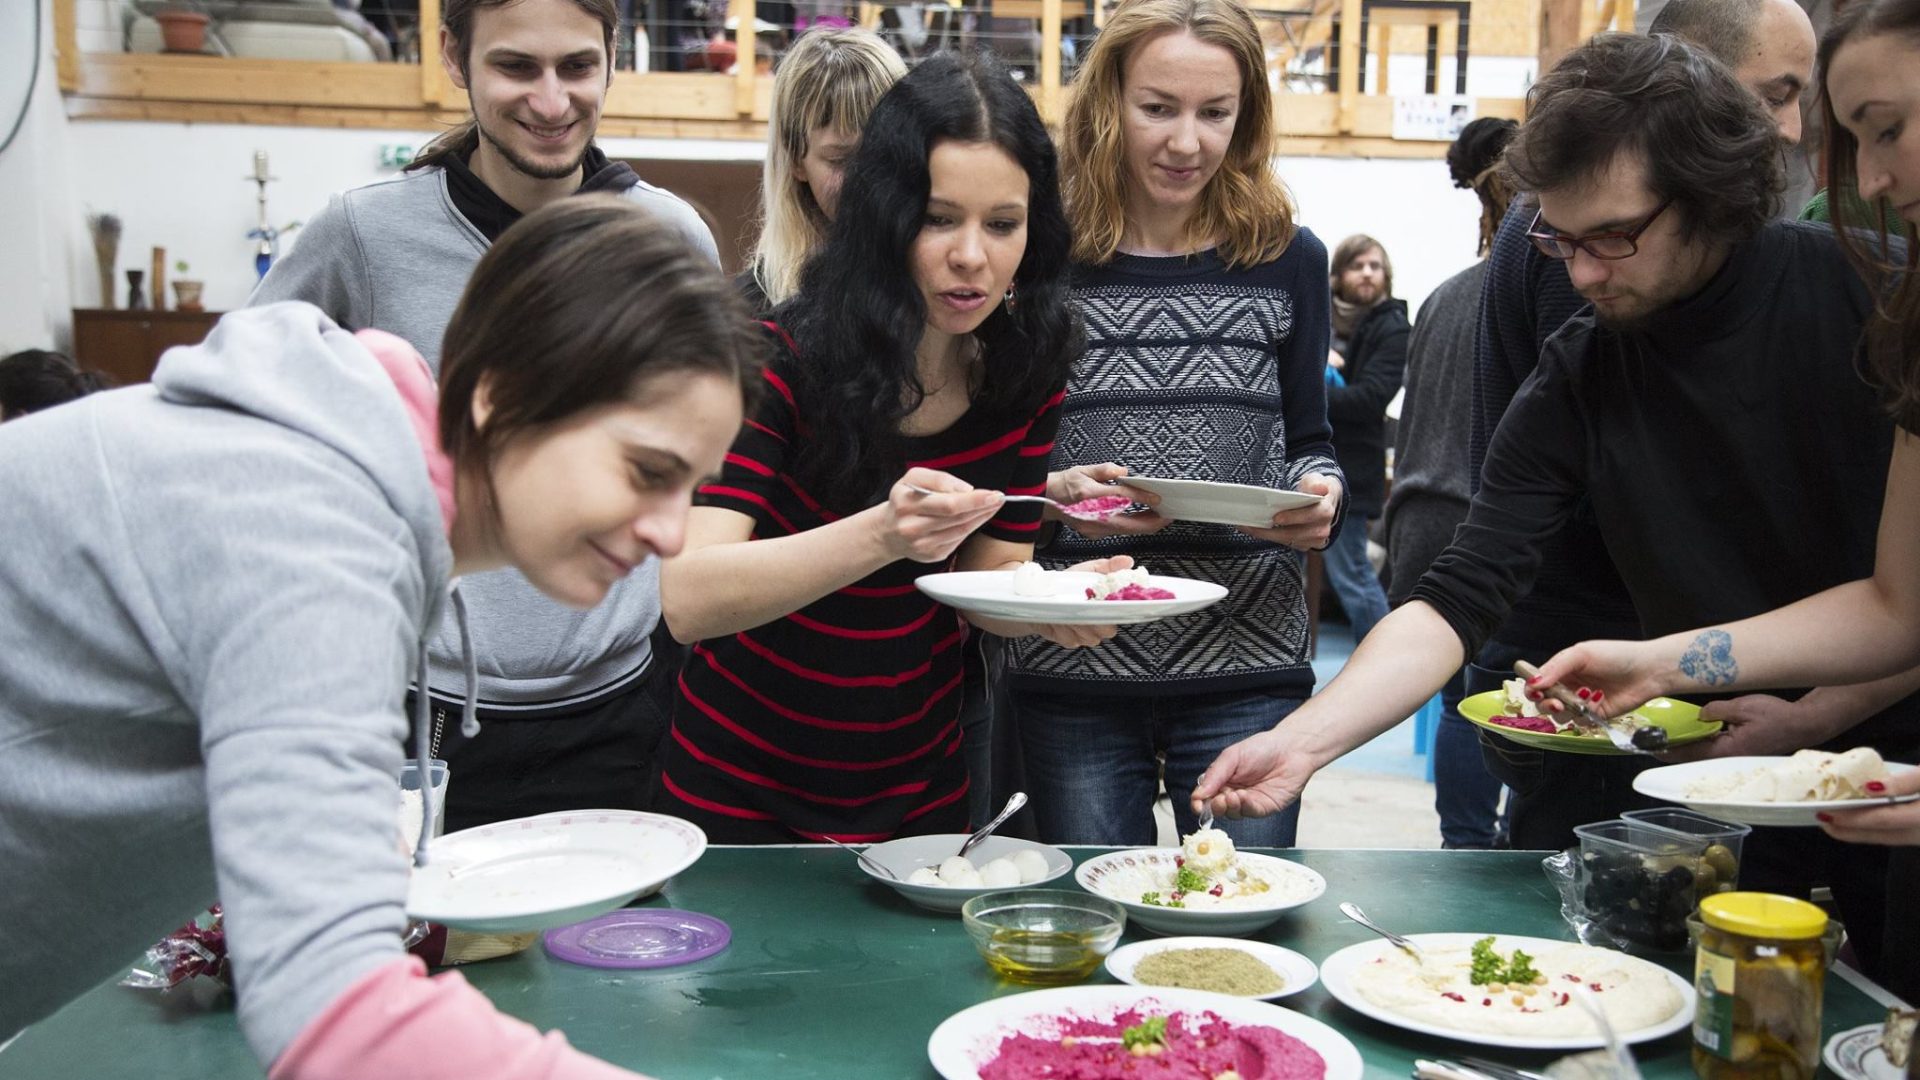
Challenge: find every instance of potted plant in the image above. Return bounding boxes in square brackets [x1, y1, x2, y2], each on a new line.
[154, 2, 211, 53]
[171, 260, 205, 313]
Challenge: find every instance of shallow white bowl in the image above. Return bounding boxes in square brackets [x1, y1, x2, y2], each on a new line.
[1075, 848, 1326, 936]
[1105, 935, 1319, 1000]
[853, 834, 1074, 913]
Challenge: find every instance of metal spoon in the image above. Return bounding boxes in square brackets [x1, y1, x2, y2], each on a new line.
[957, 791, 1029, 860]
[821, 835, 898, 880]
[1196, 800, 1215, 833]
[902, 483, 1132, 522]
[1339, 901, 1428, 965]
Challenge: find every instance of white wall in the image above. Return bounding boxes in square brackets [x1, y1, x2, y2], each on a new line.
[0, 0, 76, 353]
[62, 122, 769, 315]
[1283, 155, 1489, 318]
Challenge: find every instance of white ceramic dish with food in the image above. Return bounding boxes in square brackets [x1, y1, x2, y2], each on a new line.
[1074, 848, 1326, 936]
[1633, 757, 1920, 827]
[405, 809, 705, 934]
[1825, 1023, 1906, 1080]
[915, 570, 1226, 625]
[1104, 936, 1319, 1001]
[1317, 932, 1696, 1050]
[927, 985, 1365, 1080]
[1114, 475, 1326, 528]
[854, 833, 1073, 913]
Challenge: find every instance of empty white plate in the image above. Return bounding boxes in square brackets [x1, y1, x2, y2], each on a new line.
[1116, 476, 1326, 528]
[406, 809, 706, 933]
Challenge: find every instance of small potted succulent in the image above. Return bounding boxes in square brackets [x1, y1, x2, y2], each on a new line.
[154, 1, 212, 53]
[171, 260, 205, 313]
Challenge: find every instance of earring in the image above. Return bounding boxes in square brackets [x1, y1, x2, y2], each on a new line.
[1003, 283, 1017, 310]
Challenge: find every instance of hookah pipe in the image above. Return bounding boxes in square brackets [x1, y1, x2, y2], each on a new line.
[247, 150, 297, 279]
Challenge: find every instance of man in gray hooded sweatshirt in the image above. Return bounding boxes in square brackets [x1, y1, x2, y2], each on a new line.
[251, 0, 717, 828]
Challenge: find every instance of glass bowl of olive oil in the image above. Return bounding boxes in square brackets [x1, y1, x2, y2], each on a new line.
[962, 889, 1126, 985]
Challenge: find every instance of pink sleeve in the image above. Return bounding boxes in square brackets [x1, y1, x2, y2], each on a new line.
[269, 956, 649, 1080]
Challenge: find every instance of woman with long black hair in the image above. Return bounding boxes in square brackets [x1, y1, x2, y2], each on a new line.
[657, 50, 1122, 843]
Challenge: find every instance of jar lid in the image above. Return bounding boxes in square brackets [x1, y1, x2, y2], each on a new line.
[543, 908, 731, 969]
[1700, 892, 1828, 940]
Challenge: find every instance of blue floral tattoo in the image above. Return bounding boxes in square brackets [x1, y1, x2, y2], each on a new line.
[1677, 630, 1739, 687]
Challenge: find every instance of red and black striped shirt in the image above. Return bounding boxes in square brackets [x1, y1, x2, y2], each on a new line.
[659, 338, 1064, 843]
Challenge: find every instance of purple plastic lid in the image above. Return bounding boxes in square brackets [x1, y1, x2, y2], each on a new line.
[543, 909, 732, 969]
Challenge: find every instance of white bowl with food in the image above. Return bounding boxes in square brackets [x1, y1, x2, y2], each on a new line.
[853, 834, 1074, 913]
[1074, 829, 1326, 936]
[1105, 935, 1319, 1000]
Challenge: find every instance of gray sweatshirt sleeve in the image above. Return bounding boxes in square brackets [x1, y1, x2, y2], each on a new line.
[248, 193, 376, 329]
[628, 182, 720, 268]
[121, 439, 425, 1065]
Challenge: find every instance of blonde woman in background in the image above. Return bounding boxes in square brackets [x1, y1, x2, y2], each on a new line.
[1008, 0, 1346, 847]
[741, 27, 906, 314]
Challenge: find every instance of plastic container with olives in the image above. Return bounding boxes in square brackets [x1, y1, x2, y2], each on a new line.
[1573, 818, 1739, 953]
[1622, 808, 1748, 892]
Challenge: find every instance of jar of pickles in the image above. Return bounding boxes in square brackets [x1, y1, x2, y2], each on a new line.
[1692, 893, 1827, 1080]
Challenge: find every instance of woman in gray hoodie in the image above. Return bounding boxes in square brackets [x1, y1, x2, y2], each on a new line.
[0, 196, 761, 1080]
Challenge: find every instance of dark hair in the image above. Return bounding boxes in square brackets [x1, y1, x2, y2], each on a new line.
[0, 350, 111, 420]
[775, 50, 1082, 510]
[1648, 0, 1765, 66]
[1447, 117, 1519, 255]
[411, 0, 619, 172]
[1503, 33, 1784, 248]
[438, 195, 764, 477]
[1818, 0, 1920, 430]
[1331, 233, 1393, 299]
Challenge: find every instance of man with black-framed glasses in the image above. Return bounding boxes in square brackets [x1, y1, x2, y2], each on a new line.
[1459, 0, 1818, 857]
[1192, 32, 1919, 993]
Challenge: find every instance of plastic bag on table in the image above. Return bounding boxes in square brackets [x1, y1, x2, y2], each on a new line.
[1541, 850, 1641, 952]
[121, 905, 230, 992]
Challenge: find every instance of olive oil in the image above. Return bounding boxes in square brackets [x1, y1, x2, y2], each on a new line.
[984, 927, 1105, 984]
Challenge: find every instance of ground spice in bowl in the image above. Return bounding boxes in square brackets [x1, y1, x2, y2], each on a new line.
[1133, 947, 1286, 996]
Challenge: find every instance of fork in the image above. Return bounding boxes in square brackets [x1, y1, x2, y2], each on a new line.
[903, 482, 1132, 521]
[1513, 661, 1668, 755]
[1458, 1058, 1551, 1080]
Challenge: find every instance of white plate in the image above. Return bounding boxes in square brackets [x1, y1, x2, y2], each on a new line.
[1826, 1023, 1906, 1080]
[1318, 932, 1696, 1050]
[1105, 936, 1319, 1000]
[1075, 848, 1327, 936]
[851, 834, 1074, 913]
[406, 809, 706, 933]
[1116, 475, 1326, 528]
[927, 984, 1364, 1080]
[1632, 757, 1920, 827]
[915, 570, 1226, 625]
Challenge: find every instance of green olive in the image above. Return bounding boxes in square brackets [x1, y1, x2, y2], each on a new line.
[1703, 844, 1739, 880]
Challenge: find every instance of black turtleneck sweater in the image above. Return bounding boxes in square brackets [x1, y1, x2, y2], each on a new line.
[1411, 217, 1916, 750]
[442, 143, 641, 243]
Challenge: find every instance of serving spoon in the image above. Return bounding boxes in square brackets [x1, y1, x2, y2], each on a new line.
[1339, 901, 1429, 965]
[957, 791, 1029, 860]
[821, 835, 898, 880]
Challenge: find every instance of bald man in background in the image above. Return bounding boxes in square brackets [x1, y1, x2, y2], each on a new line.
[1465, 0, 1818, 851]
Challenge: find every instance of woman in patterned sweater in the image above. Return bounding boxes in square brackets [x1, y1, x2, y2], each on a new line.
[655, 51, 1124, 843]
[1006, 0, 1347, 847]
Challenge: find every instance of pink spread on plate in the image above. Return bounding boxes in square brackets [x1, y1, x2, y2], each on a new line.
[1094, 583, 1178, 601]
[1061, 494, 1134, 521]
[1488, 714, 1559, 734]
[978, 1006, 1326, 1080]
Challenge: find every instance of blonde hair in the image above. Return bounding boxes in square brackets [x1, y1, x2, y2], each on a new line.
[1061, 0, 1295, 268]
[749, 28, 906, 306]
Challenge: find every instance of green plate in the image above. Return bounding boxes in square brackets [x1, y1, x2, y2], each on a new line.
[1458, 691, 1722, 756]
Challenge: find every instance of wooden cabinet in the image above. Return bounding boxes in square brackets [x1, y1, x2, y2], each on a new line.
[71, 308, 224, 386]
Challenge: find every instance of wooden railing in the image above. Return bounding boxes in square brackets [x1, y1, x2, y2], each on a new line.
[52, 0, 1641, 156]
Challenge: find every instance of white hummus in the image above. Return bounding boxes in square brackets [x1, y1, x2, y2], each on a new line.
[1349, 940, 1685, 1037]
[1091, 849, 1319, 911]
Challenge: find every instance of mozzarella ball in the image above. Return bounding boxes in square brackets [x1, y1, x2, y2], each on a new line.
[979, 858, 1021, 888]
[937, 855, 979, 884]
[1012, 849, 1051, 883]
[907, 867, 942, 886]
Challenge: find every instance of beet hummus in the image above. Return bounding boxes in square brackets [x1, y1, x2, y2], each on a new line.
[978, 1006, 1326, 1080]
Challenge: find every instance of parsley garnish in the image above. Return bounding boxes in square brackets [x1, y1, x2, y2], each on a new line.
[1122, 1015, 1169, 1051]
[1139, 891, 1186, 908]
[1173, 865, 1209, 893]
[1469, 936, 1541, 986]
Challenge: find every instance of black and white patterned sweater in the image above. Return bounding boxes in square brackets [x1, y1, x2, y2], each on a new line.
[1006, 228, 1346, 698]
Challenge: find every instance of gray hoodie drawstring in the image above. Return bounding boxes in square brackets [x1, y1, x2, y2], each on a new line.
[412, 582, 480, 867]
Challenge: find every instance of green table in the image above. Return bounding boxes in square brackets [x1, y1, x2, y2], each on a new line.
[1, 849, 1897, 1079]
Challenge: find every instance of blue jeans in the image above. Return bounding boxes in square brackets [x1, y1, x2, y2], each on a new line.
[1431, 668, 1506, 848]
[1323, 517, 1389, 643]
[1010, 686, 1304, 847]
